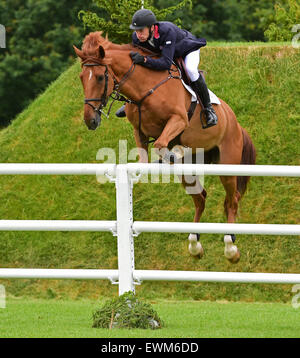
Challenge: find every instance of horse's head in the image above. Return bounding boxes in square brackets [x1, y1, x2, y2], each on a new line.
[74, 32, 115, 130]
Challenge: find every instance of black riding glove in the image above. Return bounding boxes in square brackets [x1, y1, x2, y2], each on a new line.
[130, 52, 145, 65]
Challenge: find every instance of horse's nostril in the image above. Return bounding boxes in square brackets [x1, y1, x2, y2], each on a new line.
[88, 117, 98, 130]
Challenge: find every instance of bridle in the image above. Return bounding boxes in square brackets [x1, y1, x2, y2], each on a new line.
[81, 57, 136, 119]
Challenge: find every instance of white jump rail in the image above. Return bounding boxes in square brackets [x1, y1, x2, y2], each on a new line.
[0, 220, 116, 232]
[0, 163, 116, 175]
[0, 268, 118, 281]
[0, 163, 299, 295]
[126, 163, 300, 177]
[133, 270, 300, 284]
[132, 221, 300, 236]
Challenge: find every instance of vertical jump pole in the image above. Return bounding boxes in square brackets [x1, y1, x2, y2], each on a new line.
[115, 164, 135, 295]
[141, 1, 144, 9]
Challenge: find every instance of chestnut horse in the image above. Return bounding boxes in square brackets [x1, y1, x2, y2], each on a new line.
[74, 32, 256, 263]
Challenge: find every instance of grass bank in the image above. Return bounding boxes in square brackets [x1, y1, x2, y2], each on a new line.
[0, 43, 299, 302]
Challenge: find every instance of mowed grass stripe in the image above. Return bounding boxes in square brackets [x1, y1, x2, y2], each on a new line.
[0, 298, 299, 338]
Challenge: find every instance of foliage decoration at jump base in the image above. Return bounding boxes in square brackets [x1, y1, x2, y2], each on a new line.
[92, 291, 163, 329]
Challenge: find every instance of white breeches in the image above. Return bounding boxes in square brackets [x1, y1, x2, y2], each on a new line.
[184, 49, 200, 82]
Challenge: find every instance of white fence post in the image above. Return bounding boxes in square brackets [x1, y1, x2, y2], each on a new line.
[115, 164, 135, 295]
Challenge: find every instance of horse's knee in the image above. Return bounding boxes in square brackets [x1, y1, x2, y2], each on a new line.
[154, 140, 168, 150]
[154, 115, 188, 149]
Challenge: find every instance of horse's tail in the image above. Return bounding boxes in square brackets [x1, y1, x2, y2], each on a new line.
[237, 127, 256, 196]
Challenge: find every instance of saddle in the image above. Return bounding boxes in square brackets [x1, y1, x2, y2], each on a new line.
[174, 57, 205, 122]
[175, 57, 206, 87]
[165, 58, 208, 149]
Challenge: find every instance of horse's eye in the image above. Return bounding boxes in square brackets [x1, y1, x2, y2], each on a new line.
[97, 75, 104, 83]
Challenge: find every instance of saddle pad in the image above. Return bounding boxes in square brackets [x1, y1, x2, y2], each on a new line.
[181, 80, 221, 105]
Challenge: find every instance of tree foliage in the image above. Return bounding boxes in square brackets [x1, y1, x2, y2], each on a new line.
[0, 0, 97, 126]
[0, 0, 291, 126]
[153, 0, 277, 42]
[264, 0, 300, 41]
[79, 0, 192, 44]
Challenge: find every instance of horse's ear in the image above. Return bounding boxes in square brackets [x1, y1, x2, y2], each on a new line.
[73, 45, 85, 60]
[98, 45, 105, 59]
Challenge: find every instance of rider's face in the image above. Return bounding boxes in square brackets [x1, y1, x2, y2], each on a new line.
[135, 26, 153, 42]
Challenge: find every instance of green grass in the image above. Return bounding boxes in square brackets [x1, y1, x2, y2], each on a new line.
[208, 41, 292, 47]
[0, 43, 299, 302]
[0, 298, 299, 338]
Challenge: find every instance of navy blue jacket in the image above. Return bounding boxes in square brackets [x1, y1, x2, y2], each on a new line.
[132, 21, 206, 71]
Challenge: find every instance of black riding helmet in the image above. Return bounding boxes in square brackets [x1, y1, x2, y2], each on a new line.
[129, 9, 157, 30]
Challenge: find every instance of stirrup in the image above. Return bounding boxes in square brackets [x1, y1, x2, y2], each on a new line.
[200, 106, 218, 129]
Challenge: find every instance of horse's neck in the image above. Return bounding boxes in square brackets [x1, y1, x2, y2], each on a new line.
[109, 49, 167, 102]
[109, 50, 140, 100]
[109, 43, 133, 51]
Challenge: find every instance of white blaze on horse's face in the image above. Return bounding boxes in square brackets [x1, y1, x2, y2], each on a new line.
[89, 69, 93, 81]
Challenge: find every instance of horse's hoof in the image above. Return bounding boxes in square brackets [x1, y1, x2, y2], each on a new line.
[154, 147, 177, 164]
[163, 150, 177, 164]
[188, 233, 204, 259]
[189, 246, 204, 259]
[152, 159, 164, 164]
[227, 248, 240, 264]
[224, 235, 240, 264]
[195, 247, 204, 259]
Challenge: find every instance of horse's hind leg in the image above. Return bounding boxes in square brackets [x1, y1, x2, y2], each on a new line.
[180, 175, 206, 258]
[219, 176, 241, 263]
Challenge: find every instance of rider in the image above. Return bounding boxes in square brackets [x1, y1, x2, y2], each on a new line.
[116, 8, 218, 128]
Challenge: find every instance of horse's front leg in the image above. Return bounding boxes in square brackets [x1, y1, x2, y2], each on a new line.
[154, 113, 188, 162]
[133, 128, 149, 163]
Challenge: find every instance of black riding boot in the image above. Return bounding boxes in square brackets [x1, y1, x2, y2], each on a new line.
[191, 75, 218, 128]
[115, 104, 126, 118]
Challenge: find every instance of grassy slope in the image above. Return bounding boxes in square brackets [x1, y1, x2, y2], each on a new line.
[0, 44, 299, 302]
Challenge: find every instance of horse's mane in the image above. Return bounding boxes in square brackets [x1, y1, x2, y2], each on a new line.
[82, 31, 135, 63]
[82, 32, 109, 55]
